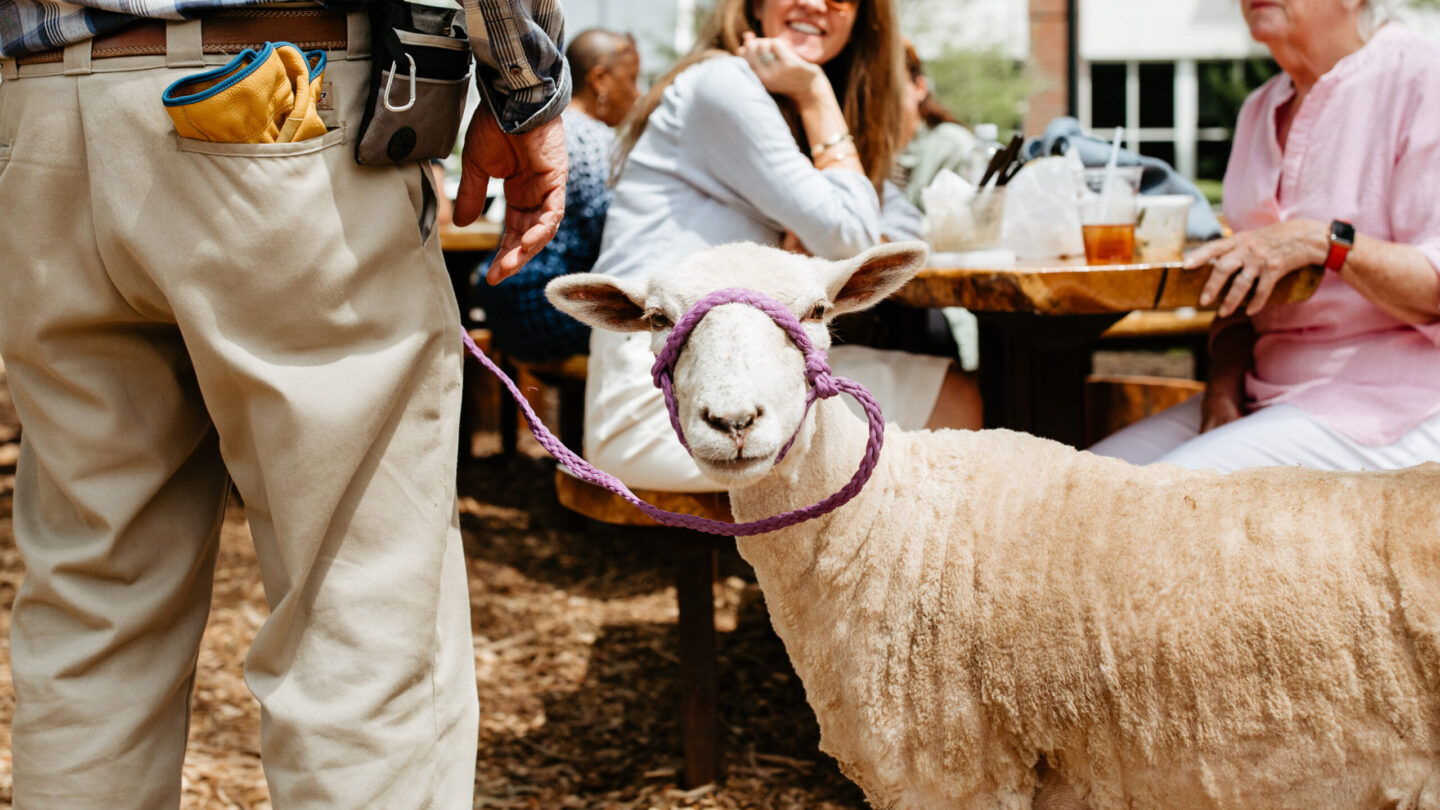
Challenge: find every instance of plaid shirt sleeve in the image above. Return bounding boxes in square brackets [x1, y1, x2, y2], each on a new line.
[462, 0, 570, 134]
[0, 1, 157, 58]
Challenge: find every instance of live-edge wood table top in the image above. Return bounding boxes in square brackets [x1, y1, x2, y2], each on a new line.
[892, 257, 1324, 315]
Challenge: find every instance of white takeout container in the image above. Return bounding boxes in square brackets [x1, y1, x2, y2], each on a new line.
[1136, 194, 1194, 262]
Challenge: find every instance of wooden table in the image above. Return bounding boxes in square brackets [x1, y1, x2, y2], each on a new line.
[890, 257, 1324, 447]
[438, 219, 503, 253]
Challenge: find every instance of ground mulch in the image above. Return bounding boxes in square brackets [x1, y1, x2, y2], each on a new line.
[0, 360, 867, 809]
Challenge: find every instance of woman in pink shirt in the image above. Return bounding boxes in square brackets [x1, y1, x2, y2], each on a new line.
[1091, 0, 1440, 472]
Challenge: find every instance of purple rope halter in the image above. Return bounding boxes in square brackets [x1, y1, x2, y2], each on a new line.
[460, 287, 885, 536]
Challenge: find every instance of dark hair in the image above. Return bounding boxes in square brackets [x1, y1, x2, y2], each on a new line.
[566, 28, 637, 94]
[613, 0, 905, 190]
[903, 39, 960, 129]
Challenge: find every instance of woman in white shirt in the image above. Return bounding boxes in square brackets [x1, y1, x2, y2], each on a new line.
[582, 0, 982, 491]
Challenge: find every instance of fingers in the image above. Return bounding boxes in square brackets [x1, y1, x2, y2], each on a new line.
[485, 192, 564, 285]
[452, 174, 485, 227]
[1183, 236, 1232, 270]
[453, 113, 505, 227]
[1246, 268, 1279, 316]
[740, 32, 788, 71]
[1199, 250, 1244, 307]
[740, 39, 774, 71]
[1217, 266, 1257, 318]
[485, 236, 524, 285]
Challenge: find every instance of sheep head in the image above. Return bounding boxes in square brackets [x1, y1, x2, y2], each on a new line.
[547, 241, 928, 487]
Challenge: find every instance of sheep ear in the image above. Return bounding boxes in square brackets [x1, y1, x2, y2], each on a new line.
[546, 274, 650, 332]
[826, 241, 929, 316]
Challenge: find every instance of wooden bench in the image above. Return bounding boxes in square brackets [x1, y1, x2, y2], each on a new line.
[1085, 373, 1205, 445]
[554, 468, 731, 788]
[1100, 309, 1214, 340]
[499, 355, 588, 458]
[1099, 309, 1215, 379]
[461, 329, 495, 465]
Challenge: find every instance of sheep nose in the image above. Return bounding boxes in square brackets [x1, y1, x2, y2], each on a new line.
[702, 406, 760, 437]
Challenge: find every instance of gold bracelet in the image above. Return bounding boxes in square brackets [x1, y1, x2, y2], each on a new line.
[814, 141, 858, 169]
[811, 131, 854, 157]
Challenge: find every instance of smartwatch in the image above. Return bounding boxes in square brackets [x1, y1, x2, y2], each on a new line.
[1324, 219, 1355, 272]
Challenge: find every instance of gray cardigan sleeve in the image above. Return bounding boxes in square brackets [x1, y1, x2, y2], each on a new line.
[680, 58, 881, 260]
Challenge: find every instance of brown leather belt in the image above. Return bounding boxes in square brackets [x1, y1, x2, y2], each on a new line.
[15, 6, 348, 66]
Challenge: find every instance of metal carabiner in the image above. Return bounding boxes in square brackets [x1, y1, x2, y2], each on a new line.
[383, 53, 417, 113]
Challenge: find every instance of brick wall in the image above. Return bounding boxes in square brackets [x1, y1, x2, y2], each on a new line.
[1027, 0, 1071, 137]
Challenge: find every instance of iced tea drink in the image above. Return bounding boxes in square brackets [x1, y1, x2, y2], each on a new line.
[1079, 167, 1142, 264]
[1082, 223, 1137, 264]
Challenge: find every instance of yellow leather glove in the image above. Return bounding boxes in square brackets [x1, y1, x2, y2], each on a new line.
[163, 42, 328, 144]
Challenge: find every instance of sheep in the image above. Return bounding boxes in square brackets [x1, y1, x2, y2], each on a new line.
[545, 240, 1440, 810]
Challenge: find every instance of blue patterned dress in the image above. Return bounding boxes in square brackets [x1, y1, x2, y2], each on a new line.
[475, 107, 612, 362]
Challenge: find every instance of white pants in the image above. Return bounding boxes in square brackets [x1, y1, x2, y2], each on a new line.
[0, 32, 477, 810]
[1089, 395, 1440, 472]
[584, 330, 951, 491]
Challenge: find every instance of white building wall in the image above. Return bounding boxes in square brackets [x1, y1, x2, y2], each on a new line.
[1079, 0, 1266, 62]
[899, 0, 1030, 60]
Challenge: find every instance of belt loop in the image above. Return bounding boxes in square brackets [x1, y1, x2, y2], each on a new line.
[1, 58, 17, 81]
[166, 20, 205, 68]
[347, 11, 370, 60]
[63, 39, 92, 75]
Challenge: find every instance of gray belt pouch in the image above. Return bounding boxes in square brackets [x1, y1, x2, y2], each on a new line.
[355, 1, 473, 165]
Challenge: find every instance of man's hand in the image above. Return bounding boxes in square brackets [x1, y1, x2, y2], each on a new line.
[454, 112, 568, 284]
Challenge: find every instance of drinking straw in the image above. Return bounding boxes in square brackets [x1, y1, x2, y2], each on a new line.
[1099, 126, 1123, 220]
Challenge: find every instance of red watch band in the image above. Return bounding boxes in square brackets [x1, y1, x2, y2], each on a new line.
[1324, 242, 1347, 270]
[1325, 220, 1355, 272]
[1324, 242, 1350, 272]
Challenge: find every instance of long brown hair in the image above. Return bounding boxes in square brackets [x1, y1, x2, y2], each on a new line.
[613, 0, 905, 190]
[903, 38, 961, 128]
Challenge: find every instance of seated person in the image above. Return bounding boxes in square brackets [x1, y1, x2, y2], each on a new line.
[893, 39, 980, 371]
[473, 28, 641, 364]
[894, 38, 978, 210]
[581, 0, 982, 493]
[1090, 0, 1440, 472]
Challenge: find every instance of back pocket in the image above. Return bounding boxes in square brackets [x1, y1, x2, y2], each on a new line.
[175, 125, 347, 158]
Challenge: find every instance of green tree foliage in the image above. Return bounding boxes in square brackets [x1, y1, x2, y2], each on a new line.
[922, 47, 1033, 134]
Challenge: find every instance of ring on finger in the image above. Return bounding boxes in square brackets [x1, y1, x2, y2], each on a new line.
[759, 51, 777, 64]
[1236, 268, 1257, 283]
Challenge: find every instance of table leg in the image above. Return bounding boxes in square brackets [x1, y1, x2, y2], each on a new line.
[976, 312, 1125, 447]
[675, 541, 721, 788]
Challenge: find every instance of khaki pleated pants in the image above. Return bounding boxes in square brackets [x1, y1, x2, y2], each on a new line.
[0, 21, 478, 809]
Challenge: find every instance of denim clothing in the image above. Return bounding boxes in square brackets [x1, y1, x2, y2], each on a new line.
[474, 106, 609, 362]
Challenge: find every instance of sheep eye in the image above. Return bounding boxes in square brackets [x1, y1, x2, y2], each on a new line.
[804, 302, 829, 322]
[645, 310, 672, 330]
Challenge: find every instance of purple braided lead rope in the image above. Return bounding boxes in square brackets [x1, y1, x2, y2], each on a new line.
[460, 287, 885, 537]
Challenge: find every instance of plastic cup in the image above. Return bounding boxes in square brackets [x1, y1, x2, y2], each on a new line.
[1079, 166, 1142, 264]
[1136, 194, 1194, 262]
[926, 187, 1006, 252]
